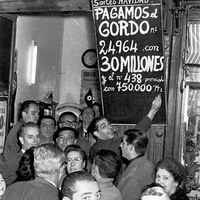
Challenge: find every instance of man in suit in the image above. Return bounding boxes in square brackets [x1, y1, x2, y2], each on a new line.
[58, 111, 91, 157]
[2, 143, 66, 200]
[38, 115, 56, 144]
[89, 94, 162, 162]
[0, 122, 40, 186]
[3, 100, 40, 160]
[117, 128, 154, 200]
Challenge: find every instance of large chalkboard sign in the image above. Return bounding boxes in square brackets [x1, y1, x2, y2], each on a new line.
[92, 0, 166, 124]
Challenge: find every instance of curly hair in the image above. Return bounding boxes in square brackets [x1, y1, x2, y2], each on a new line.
[15, 147, 35, 182]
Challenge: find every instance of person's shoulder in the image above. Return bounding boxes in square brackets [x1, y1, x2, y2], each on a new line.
[170, 188, 190, 200]
[127, 157, 154, 175]
[6, 121, 22, 138]
[3, 151, 23, 165]
[9, 121, 22, 131]
[139, 156, 154, 165]
[101, 185, 123, 200]
[77, 136, 90, 145]
[4, 180, 29, 191]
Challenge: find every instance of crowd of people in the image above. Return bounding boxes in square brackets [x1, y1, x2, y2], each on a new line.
[0, 95, 190, 200]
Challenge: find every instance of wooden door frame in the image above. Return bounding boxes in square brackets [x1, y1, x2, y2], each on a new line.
[0, 1, 91, 14]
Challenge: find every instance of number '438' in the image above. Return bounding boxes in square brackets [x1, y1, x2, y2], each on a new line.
[124, 73, 142, 83]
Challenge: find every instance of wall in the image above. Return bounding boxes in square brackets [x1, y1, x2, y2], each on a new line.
[59, 11, 96, 104]
[15, 12, 96, 121]
[15, 16, 64, 114]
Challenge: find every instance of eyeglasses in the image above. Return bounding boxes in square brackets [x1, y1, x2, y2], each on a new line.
[66, 157, 83, 164]
[59, 120, 77, 127]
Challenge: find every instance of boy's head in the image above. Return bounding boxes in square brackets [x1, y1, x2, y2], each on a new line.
[91, 149, 121, 180]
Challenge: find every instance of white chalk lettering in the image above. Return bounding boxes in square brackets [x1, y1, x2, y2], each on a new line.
[118, 0, 149, 4]
[100, 55, 164, 73]
[99, 20, 149, 37]
[94, 6, 150, 20]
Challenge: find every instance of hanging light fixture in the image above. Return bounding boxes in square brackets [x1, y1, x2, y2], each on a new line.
[30, 40, 38, 85]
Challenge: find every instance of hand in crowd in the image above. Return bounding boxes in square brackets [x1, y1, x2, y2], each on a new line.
[147, 94, 162, 120]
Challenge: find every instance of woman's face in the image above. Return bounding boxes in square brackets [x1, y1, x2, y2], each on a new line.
[66, 151, 85, 174]
[71, 180, 101, 200]
[0, 173, 6, 196]
[155, 168, 178, 196]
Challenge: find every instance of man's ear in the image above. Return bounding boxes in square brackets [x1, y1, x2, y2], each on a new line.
[22, 111, 26, 120]
[92, 164, 100, 179]
[74, 138, 78, 144]
[19, 136, 24, 145]
[93, 131, 101, 139]
[128, 144, 134, 152]
[63, 197, 70, 200]
[83, 160, 86, 169]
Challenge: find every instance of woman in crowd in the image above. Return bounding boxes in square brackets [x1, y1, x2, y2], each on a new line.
[15, 147, 35, 182]
[155, 157, 189, 200]
[61, 171, 101, 200]
[64, 144, 88, 174]
[0, 173, 6, 199]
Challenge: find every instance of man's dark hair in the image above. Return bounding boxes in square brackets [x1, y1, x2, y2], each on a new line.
[38, 115, 56, 127]
[124, 128, 148, 156]
[53, 127, 79, 143]
[18, 100, 38, 121]
[15, 147, 35, 182]
[93, 149, 121, 179]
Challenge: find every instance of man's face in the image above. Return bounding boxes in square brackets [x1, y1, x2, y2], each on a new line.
[72, 181, 101, 200]
[56, 130, 76, 151]
[95, 118, 115, 140]
[40, 118, 55, 139]
[19, 126, 40, 151]
[120, 135, 131, 160]
[23, 104, 39, 123]
[92, 105, 101, 118]
[59, 114, 77, 129]
[82, 107, 94, 124]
